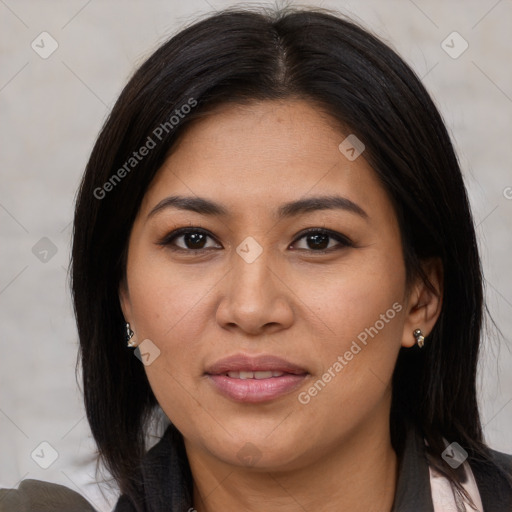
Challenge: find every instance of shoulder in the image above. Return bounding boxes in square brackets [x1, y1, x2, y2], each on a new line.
[0, 479, 96, 512]
[479, 447, 512, 480]
[470, 448, 512, 512]
[490, 448, 512, 472]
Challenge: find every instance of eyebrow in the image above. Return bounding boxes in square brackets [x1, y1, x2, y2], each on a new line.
[147, 194, 368, 221]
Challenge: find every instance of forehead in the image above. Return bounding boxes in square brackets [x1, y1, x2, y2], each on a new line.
[139, 99, 392, 223]
[163, 99, 351, 170]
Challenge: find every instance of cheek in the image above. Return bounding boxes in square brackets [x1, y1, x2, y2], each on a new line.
[126, 243, 213, 343]
[129, 263, 209, 427]
[294, 249, 406, 406]
[125, 250, 216, 404]
[298, 247, 405, 347]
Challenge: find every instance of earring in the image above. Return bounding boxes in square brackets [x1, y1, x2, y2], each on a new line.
[126, 322, 136, 348]
[413, 328, 425, 348]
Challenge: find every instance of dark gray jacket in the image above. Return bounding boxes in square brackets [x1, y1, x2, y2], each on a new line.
[2, 424, 511, 511]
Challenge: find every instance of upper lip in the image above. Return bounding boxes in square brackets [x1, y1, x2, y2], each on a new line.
[205, 354, 308, 375]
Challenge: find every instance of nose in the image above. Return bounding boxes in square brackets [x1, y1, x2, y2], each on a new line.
[215, 243, 295, 337]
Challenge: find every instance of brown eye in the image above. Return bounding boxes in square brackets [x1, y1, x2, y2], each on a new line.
[291, 229, 353, 253]
[158, 228, 221, 251]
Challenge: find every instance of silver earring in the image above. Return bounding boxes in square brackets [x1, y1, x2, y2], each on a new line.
[413, 329, 425, 348]
[126, 322, 136, 347]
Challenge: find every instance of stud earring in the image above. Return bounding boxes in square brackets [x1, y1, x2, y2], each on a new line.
[413, 328, 425, 348]
[126, 322, 136, 348]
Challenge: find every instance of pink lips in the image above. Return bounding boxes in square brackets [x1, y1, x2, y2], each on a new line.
[205, 354, 308, 403]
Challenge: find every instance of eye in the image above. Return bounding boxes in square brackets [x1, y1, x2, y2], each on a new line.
[157, 227, 353, 254]
[157, 227, 221, 252]
[290, 228, 353, 254]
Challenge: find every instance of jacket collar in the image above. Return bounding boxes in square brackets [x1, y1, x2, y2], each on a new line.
[391, 423, 434, 511]
[139, 424, 193, 512]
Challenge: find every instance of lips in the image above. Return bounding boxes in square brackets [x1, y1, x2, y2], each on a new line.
[205, 354, 308, 403]
[205, 354, 308, 376]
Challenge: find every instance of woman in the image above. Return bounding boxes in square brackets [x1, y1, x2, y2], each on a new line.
[2, 4, 511, 512]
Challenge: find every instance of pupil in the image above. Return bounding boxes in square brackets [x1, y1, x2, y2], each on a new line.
[308, 233, 329, 250]
[185, 232, 206, 249]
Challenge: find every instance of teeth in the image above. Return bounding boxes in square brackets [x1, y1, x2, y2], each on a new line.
[254, 371, 273, 379]
[226, 370, 285, 379]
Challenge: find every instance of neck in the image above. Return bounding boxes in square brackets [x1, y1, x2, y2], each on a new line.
[186, 411, 398, 512]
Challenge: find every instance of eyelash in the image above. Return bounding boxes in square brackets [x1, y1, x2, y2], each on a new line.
[156, 227, 354, 255]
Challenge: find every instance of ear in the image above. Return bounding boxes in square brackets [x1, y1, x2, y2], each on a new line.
[118, 276, 133, 326]
[401, 258, 443, 348]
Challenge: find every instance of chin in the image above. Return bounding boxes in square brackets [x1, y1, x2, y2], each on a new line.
[192, 422, 312, 470]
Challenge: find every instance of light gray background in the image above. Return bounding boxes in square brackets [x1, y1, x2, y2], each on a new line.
[1, 1, 511, 510]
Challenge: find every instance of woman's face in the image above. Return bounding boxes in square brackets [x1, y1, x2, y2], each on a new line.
[120, 99, 436, 471]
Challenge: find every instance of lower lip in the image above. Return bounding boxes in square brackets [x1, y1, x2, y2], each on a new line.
[206, 374, 308, 403]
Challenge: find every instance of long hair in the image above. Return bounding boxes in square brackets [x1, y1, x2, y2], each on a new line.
[71, 4, 499, 505]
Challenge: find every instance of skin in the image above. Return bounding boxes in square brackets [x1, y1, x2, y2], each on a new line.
[119, 99, 442, 512]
